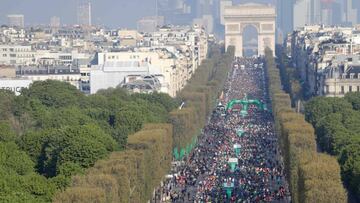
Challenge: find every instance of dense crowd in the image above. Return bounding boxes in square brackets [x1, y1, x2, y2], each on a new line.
[157, 57, 290, 203]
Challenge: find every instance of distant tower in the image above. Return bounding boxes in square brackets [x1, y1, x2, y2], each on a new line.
[196, 0, 213, 18]
[355, 0, 360, 23]
[277, 0, 294, 41]
[50, 16, 61, 28]
[341, 0, 357, 25]
[312, 0, 322, 24]
[220, 0, 232, 25]
[320, 0, 334, 25]
[7, 14, 24, 28]
[294, 0, 322, 28]
[77, 2, 92, 26]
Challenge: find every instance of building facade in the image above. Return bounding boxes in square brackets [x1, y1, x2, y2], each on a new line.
[77, 2, 92, 26]
[0, 23, 208, 96]
[0, 78, 32, 95]
[7, 14, 24, 28]
[290, 25, 360, 97]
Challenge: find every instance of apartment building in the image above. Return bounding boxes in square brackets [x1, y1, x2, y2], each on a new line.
[0, 24, 208, 96]
[290, 25, 360, 97]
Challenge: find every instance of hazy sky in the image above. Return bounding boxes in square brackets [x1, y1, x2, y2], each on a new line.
[0, 0, 275, 28]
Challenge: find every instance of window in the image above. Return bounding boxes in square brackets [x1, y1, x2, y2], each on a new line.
[341, 86, 345, 94]
[325, 85, 329, 94]
[349, 86, 352, 92]
[357, 86, 360, 92]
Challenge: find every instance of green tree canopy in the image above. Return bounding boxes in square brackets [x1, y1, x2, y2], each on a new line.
[345, 92, 360, 110]
[21, 80, 85, 108]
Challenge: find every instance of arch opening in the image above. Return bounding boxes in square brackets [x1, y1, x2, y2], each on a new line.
[242, 25, 258, 57]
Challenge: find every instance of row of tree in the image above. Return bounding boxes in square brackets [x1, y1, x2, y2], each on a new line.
[171, 45, 235, 157]
[53, 124, 173, 203]
[305, 94, 360, 199]
[265, 48, 347, 203]
[53, 45, 235, 202]
[276, 48, 303, 104]
[278, 46, 360, 200]
[0, 78, 178, 202]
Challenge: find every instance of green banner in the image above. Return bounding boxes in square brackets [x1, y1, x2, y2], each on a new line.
[173, 147, 179, 160]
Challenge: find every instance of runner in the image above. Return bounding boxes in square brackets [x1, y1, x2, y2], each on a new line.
[158, 57, 290, 203]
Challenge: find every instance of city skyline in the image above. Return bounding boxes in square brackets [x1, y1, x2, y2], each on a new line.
[0, 0, 157, 28]
[0, 0, 275, 28]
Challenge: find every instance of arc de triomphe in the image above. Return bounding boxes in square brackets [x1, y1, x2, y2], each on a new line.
[223, 3, 276, 57]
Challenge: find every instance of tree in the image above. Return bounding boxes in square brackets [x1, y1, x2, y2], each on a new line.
[23, 125, 116, 177]
[57, 162, 83, 178]
[339, 142, 360, 197]
[0, 90, 15, 119]
[0, 121, 16, 142]
[19, 130, 51, 171]
[114, 108, 144, 134]
[21, 80, 84, 108]
[345, 92, 360, 110]
[38, 107, 95, 129]
[0, 142, 34, 175]
[58, 137, 107, 169]
[342, 110, 360, 134]
[131, 92, 178, 112]
[305, 97, 352, 125]
[0, 142, 56, 202]
[305, 95, 360, 199]
[111, 127, 130, 149]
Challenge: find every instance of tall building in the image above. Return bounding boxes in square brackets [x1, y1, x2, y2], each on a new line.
[77, 2, 92, 26]
[193, 15, 214, 33]
[194, 0, 215, 34]
[220, 0, 232, 25]
[294, 0, 307, 29]
[277, 0, 294, 41]
[332, 1, 342, 25]
[312, 0, 322, 24]
[196, 0, 213, 17]
[169, 0, 185, 10]
[355, 0, 360, 23]
[341, 0, 357, 25]
[321, 7, 332, 25]
[293, 0, 322, 29]
[7, 14, 24, 28]
[158, 0, 194, 24]
[137, 16, 165, 33]
[50, 16, 61, 29]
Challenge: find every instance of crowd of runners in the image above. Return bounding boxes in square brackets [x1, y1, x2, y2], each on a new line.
[155, 57, 290, 203]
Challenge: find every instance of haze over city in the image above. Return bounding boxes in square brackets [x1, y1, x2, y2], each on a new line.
[0, 0, 275, 28]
